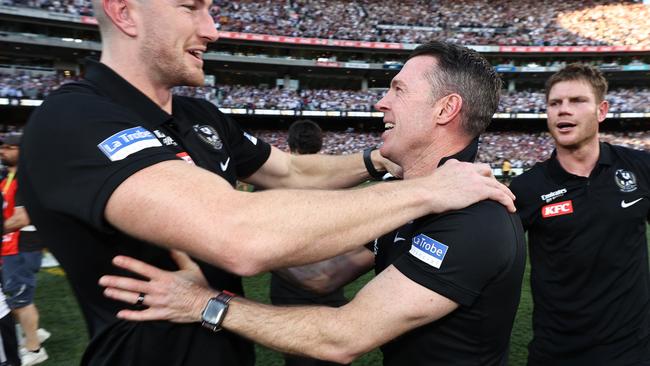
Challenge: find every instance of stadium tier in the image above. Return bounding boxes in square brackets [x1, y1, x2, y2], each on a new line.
[2, 0, 650, 47]
[1, 72, 649, 115]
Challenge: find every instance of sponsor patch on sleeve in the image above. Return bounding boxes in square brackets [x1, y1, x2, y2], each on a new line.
[409, 234, 449, 269]
[97, 126, 162, 162]
[176, 152, 195, 165]
[243, 132, 258, 145]
[541, 200, 573, 218]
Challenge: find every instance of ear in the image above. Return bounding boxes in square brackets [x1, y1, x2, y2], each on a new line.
[596, 99, 609, 124]
[434, 93, 463, 126]
[103, 0, 138, 37]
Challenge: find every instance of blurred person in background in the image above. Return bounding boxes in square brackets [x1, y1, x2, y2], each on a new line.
[271, 119, 349, 366]
[0, 132, 49, 366]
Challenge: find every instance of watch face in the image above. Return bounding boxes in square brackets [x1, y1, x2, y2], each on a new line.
[202, 298, 227, 325]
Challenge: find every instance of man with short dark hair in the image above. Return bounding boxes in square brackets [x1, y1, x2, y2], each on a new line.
[287, 120, 323, 155]
[101, 41, 526, 366]
[19, 1, 515, 365]
[510, 63, 650, 365]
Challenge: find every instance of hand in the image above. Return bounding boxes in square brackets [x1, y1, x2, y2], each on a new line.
[372, 149, 403, 179]
[427, 159, 516, 213]
[99, 251, 217, 323]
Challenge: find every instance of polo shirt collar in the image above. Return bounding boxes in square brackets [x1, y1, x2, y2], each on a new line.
[83, 58, 173, 128]
[548, 141, 613, 183]
[437, 137, 479, 167]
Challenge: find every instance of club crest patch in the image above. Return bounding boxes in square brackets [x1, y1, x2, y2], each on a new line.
[97, 126, 162, 162]
[193, 124, 223, 150]
[614, 169, 637, 192]
[409, 234, 449, 269]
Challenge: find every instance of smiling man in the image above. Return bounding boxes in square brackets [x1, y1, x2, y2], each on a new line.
[100, 41, 527, 365]
[510, 64, 650, 365]
[17, 1, 516, 366]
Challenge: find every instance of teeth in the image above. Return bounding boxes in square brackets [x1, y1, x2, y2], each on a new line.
[384, 122, 395, 130]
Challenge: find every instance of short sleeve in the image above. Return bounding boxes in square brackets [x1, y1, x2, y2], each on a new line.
[22, 91, 180, 232]
[196, 102, 271, 178]
[392, 202, 518, 307]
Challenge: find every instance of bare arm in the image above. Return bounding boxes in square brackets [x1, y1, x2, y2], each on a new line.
[101, 256, 457, 364]
[274, 247, 375, 294]
[105, 159, 514, 276]
[245, 146, 400, 190]
[4, 206, 30, 233]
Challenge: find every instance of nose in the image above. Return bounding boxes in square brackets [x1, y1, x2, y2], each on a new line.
[374, 94, 389, 112]
[199, 10, 219, 43]
[557, 101, 572, 116]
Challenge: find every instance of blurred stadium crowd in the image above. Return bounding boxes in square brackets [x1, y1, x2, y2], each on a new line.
[2, 0, 648, 46]
[254, 130, 650, 169]
[2, 73, 649, 113]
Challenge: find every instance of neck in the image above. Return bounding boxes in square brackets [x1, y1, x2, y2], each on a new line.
[403, 134, 470, 180]
[6, 166, 16, 174]
[100, 47, 173, 113]
[555, 137, 600, 177]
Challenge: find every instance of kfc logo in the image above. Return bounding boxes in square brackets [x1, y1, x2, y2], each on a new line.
[542, 200, 574, 218]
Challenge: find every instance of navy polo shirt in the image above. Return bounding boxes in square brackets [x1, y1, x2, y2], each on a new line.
[510, 142, 650, 365]
[20, 59, 271, 366]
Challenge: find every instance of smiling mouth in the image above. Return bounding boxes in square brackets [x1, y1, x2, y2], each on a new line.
[187, 50, 204, 61]
[384, 122, 395, 130]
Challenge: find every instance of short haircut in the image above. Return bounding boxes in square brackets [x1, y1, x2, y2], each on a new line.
[545, 63, 608, 102]
[288, 120, 322, 154]
[408, 41, 502, 138]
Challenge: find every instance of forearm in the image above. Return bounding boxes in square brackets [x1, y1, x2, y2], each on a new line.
[274, 248, 374, 294]
[249, 147, 388, 190]
[4, 208, 29, 233]
[218, 180, 430, 274]
[231, 299, 363, 363]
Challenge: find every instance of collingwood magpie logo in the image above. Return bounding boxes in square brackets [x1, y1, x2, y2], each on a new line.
[193, 125, 223, 150]
[614, 169, 637, 192]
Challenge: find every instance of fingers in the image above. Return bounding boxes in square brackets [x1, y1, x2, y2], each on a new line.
[103, 286, 146, 306]
[112, 255, 163, 279]
[170, 250, 198, 270]
[116, 308, 168, 322]
[99, 275, 151, 294]
[485, 177, 516, 213]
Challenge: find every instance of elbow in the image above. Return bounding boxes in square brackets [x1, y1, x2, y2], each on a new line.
[215, 237, 270, 277]
[319, 346, 363, 364]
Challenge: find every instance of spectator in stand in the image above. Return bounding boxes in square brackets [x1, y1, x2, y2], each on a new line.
[3, 0, 649, 46]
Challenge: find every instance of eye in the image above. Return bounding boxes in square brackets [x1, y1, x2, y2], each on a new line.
[181, 3, 196, 11]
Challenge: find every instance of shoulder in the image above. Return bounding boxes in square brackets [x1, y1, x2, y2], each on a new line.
[30, 82, 140, 131]
[609, 143, 650, 164]
[419, 201, 522, 248]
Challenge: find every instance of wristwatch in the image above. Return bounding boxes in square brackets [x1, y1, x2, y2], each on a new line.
[201, 290, 235, 332]
[363, 146, 387, 180]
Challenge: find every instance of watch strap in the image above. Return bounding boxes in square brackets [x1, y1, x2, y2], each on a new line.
[363, 146, 386, 180]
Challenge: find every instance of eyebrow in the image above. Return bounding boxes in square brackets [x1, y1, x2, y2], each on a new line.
[390, 79, 406, 89]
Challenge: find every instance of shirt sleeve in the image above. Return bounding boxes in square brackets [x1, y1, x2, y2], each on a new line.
[392, 202, 519, 307]
[200, 102, 271, 178]
[22, 91, 180, 232]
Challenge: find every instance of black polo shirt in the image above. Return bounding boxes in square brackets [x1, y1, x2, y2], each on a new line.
[19, 60, 271, 366]
[368, 141, 526, 366]
[510, 142, 650, 365]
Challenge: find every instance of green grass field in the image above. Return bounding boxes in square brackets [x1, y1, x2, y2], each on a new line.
[33, 226, 648, 365]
